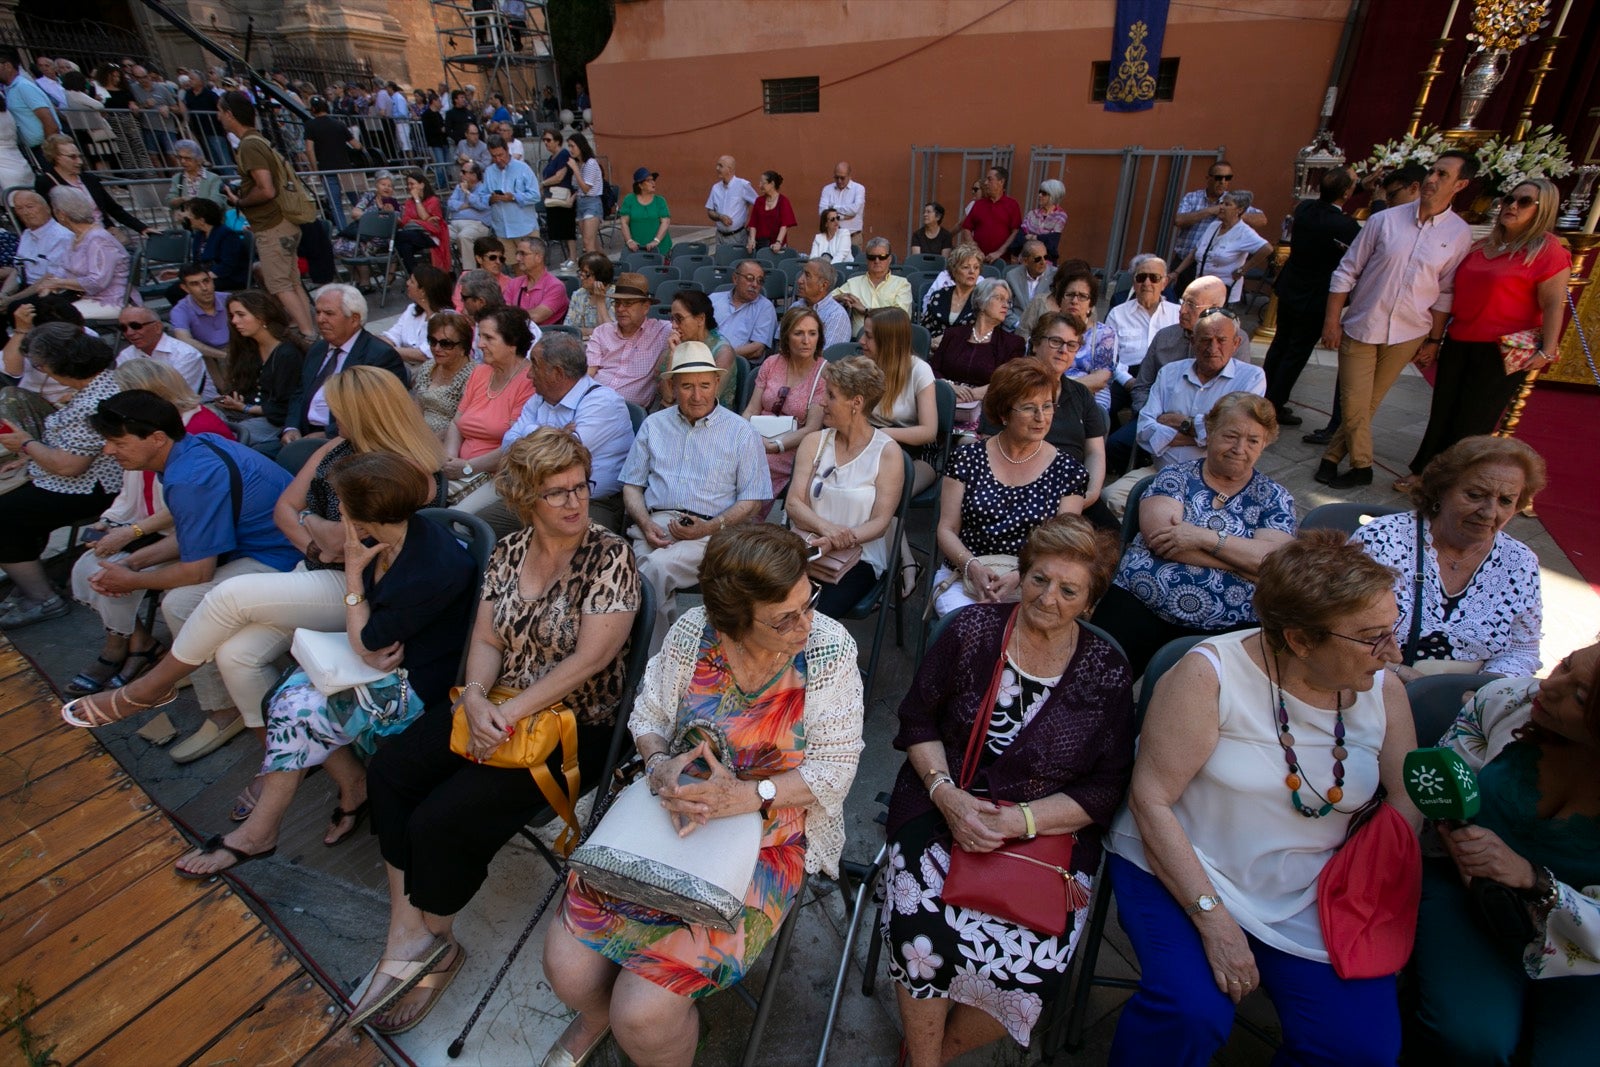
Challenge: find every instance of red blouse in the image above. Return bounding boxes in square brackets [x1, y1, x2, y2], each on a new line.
[1448, 235, 1571, 342]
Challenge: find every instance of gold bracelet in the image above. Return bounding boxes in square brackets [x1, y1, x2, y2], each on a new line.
[130, 523, 145, 539]
[1019, 800, 1037, 840]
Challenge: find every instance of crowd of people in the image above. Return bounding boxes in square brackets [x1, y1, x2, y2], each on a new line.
[0, 49, 1590, 1063]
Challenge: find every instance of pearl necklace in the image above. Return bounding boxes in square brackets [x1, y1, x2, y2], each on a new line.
[996, 439, 1043, 465]
[971, 324, 996, 344]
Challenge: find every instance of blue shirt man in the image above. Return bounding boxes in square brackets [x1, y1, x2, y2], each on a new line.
[483, 137, 541, 240]
[0, 67, 58, 148]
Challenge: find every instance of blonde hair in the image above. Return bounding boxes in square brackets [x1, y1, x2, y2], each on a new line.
[495, 428, 592, 523]
[866, 307, 913, 420]
[324, 366, 445, 472]
[114, 359, 200, 411]
[1485, 179, 1561, 265]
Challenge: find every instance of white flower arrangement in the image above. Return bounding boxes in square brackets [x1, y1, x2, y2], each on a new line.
[1358, 129, 1449, 178]
[1359, 125, 1573, 193]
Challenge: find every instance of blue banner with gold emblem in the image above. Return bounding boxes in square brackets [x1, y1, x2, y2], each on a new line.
[1105, 0, 1170, 113]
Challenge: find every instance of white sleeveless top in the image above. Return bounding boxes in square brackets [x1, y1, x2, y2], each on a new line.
[1106, 628, 1388, 962]
[811, 427, 894, 577]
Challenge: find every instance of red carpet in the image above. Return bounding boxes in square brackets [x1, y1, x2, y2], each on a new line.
[1511, 383, 1600, 591]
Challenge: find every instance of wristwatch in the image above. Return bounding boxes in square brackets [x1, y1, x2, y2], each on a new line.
[344, 592, 365, 607]
[755, 778, 777, 818]
[462, 462, 475, 477]
[1184, 894, 1223, 916]
[1179, 417, 1195, 437]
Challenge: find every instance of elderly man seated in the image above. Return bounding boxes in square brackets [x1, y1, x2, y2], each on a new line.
[709, 259, 777, 362]
[834, 237, 912, 336]
[1104, 254, 1180, 410]
[115, 305, 217, 402]
[787, 256, 851, 350]
[479, 331, 635, 537]
[0, 191, 72, 311]
[1005, 239, 1056, 315]
[1101, 306, 1265, 516]
[587, 272, 673, 408]
[621, 341, 770, 651]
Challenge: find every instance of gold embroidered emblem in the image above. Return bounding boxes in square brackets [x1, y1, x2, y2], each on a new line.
[1107, 20, 1158, 104]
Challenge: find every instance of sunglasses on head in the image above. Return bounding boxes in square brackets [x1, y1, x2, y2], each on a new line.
[1198, 306, 1241, 323]
[1134, 272, 1164, 284]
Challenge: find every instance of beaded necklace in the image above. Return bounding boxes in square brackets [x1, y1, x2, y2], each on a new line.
[1262, 635, 1356, 819]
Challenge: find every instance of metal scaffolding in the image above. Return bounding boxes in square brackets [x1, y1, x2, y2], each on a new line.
[430, 0, 556, 118]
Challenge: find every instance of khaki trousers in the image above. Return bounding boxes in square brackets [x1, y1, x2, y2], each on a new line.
[629, 529, 710, 655]
[1323, 335, 1424, 470]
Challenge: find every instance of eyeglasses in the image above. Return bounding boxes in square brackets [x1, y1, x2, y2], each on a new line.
[1507, 194, 1538, 209]
[1328, 625, 1401, 657]
[669, 312, 693, 323]
[538, 480, 594, 507]
[118, 320, 157, 332]
[1134, 272, 1164, 284]
[1037, 336, 1081, 353]
[1024, 254, 1045, 264]
[736, 272, 764, 283]
[429, 336, 465, 349]
[1012, 403, 1056, 419]
[1210, 173, 1235, 182]
[1061, 291, 1093, 303]
[756, 582, 822, 634]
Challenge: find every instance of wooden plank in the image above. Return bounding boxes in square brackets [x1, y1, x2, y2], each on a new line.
[295, 1027, 394, 1067]
[0, 725, 101, 798]
[0, 750, 123, 846]
[79, 927, 306, 1067]
[0, 816, 176, 935]
[0, 781, 156, 900]
[19, 887, 254, 1063]
[187, 974, 353, 1067]
[0, 641, 37, 684]
[0, 671, 69, 754]
[5, 846, 219, 1002]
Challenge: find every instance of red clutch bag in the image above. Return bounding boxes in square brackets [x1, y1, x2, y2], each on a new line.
[1316, 800, 1421, 979]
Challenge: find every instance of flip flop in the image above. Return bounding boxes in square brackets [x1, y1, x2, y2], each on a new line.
[345, 937, 451, 1032]
[173, 833, 277, 880]
[323, 800, 369, 847]
[65, 655, 125, 697]
[61, 686, 178, 728]
[371, 944, 468, 1036]
[107, 642, 166, 689]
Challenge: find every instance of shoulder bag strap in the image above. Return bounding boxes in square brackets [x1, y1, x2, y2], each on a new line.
[957, 606, 1019, 790]
[1402, 515, 1427, 666]
[195, 435, 243, 527]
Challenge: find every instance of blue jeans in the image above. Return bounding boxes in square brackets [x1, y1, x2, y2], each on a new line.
[575, 194, 603, 221]
[322, 176, 348, 233]
[1107, 419, 1140, 474]
[430, 145, 450, 187]
[1107, 855, 1400, 1067]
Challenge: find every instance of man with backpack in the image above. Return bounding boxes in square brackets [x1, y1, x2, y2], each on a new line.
[217, 90, 316, 336]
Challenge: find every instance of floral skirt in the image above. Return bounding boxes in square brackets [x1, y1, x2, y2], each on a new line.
[878, 810, 1092, 1046]
[260, 669, 422, 773]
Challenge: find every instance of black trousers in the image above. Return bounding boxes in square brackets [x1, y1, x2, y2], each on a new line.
[0, 482, 115, 564]
[368, 704, 613, 917]
[1410, 338, 1526, 475]
[1090, 583, 1243, 679]
[394, 229, 435, 275]
[1262, 300, 1326, 413]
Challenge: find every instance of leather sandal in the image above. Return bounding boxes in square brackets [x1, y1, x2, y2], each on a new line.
[371, 944, 467, 1036]
[345, 937, 451, 1031]
[323, 800, 369, 846]
[107, 642, 166, 689]
[62, 685, 178, 728]
[65, 655, 124, 697]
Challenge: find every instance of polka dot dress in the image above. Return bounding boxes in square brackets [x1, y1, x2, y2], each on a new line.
[948, 441, 1088, 556]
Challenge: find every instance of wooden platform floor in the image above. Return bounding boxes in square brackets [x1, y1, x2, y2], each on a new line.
[0, 640, 392, 1066]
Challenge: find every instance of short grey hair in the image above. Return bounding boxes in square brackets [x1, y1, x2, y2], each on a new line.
[1038, 179, 1065, 204]
[973, 277, 1007, 311]
[48, 185, 97, 223]
[314, 282, 367, 322]
[1021, 239, 1046, 258]
[458, 269, 504, 306]
[1222, 190, 1254, 214]
[517, 235, 547, 260]
[173, 139, 203, 160]
[804, 257, 837, 289]
[538, 331, 588, 379]
[1129, 252, 1166, 274]
[373, 169, 395, 183]
[864, 236, 891, 256]
[9, 189, 45, 212]
[734, 258, 764, 278]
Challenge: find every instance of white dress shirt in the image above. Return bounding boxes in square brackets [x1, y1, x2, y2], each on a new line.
[1105, 296, 1181, 381]
[818, 180, 866, 236]
[1329, 200, 1472, 346]
[305, 343, 351, 429]
[116, 333, 218, 401]
[705, 177, 757, 233]
[16, 218, 73, 283]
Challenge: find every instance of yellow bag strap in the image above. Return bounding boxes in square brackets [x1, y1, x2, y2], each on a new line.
[527, 704, 582, 856]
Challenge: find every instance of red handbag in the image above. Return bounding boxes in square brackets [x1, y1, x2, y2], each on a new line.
[940, 607, 1091, 936]
[1316, 799, 1421, 979]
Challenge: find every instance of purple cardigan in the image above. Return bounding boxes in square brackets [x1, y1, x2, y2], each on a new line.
[889, 602, 1135, 873]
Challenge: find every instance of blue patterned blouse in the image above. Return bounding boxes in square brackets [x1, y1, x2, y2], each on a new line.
[1112, 460, 1297, 628]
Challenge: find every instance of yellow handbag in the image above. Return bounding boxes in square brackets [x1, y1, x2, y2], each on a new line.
[448, 685, 582, 855]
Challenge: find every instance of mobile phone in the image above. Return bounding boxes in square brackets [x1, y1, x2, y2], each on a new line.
[807, 543, 824, 562]
[676, 514, 695, 527]
[81, 527, 107, 543]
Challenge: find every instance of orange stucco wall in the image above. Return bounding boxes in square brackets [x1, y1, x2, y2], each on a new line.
[587, 0, 1351, 266]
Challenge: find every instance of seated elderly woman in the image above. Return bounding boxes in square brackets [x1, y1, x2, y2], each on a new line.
[932, 359, 1089, 618]
[334, 170, 403, 291]
[0, 323, 122, 628]
[1173, 190, 1271, 304]
[745, 306, 827, 494]
[65, 359, 235, 695]
[443, 306, 537, 512]
[785, 356, 906, 617]
[1106, 531, 1422, 1067]
[1411, 643, 1600, 1063]
[1351, 435, 1545, 680]
[885, 516, 1132, 1062]
[167, 453, 473, 875]
[928, 278, 1025, 419]
[349, 429, 640, 1035]
[1093, 393, 1296, 677]
[217, 290, 310, 450]
[35, 186, 136, 319]
[65, 367, 445, 799]
[541, 524, 864, 1066]
[410, 310, 475, 441]
[1014, 313, 1109, 521]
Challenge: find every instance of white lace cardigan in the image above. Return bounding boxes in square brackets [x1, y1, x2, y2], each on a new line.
[627, 607, 866, 877]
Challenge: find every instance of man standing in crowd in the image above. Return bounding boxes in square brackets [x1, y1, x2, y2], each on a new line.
[587, 273, 673, 407]
[711, 260, 777, 363]
[217, 90, 316, 337]
[1006, 239, 1056, 312]
[483, 133, 541, 258]
[819, 162, 866, 247]
[790, 258, 852, 350]
[115, 305, 217, 401]
[706, 155, 757, 247]
[1315, 151, 1474, 489]
[87, 389, 299, 763]
[0, 47, 59, 159]
[622, 342, 770, 651]
[961, 166, 1022, 263]
[1170, 160, 1269, 294]
[303, 96, 363, 233]
[1261, 167, 1361, 427]
[835, 237, 912, 335]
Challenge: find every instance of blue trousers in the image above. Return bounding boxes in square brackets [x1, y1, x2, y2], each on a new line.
[1107, 855, 1400, 1067]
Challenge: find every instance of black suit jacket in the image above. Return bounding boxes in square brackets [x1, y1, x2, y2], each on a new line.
[284, 330, 408, 437]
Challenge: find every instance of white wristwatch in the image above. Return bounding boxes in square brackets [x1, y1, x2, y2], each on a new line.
[1185, 894, 1223, 916]
[755, 778, 777, 817]
[462, 462, 475, 477]
[344, 592, 365, 607]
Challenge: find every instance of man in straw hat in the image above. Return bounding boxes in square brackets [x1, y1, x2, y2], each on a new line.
[586, 271, 673, 408]
[621, 341, 771, 651]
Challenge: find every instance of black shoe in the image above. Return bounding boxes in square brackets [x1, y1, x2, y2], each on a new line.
[1328, 466, 1373, 489]
[1303, 426, 1335, 446]
[1314, 459, 1339, 484]
[1276, 407, 1304, 427]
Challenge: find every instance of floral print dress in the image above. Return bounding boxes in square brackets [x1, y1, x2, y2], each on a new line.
[562, 621, 810, 997]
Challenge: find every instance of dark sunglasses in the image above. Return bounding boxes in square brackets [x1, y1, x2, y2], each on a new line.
[119, 320, 157, 332]
[480, 253, 504, 261]
[1507, 194, 1538, 209]
[1134, 272, 1164, 284]
[429, 336, 465, 349]
[1024, 254, 1045, 263]
[810, 463, 837, 498]
[865, 253, 890, 262]
[774, 385, 791, 411]
[1210, 174, 1235, 182]
[825, 216, 840, 223]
